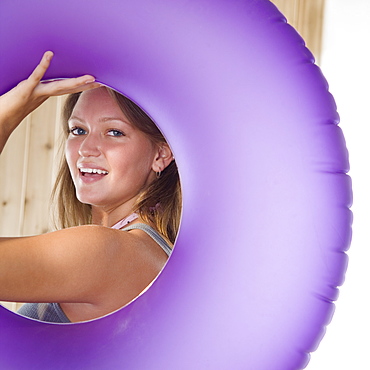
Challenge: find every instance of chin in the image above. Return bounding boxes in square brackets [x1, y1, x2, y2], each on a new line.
[76, 193, 106, 207]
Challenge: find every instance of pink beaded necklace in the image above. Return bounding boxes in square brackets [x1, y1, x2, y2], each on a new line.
[111, 213, 139, 230]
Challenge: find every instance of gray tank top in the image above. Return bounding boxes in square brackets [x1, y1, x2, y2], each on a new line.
[17, 223, 172, 323]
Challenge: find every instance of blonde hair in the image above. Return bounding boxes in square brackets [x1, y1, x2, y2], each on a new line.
[51, 88, 181, 244]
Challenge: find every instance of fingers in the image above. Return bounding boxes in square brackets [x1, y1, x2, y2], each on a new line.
[39, 76, 101, 97]
[25, 51, 101, 97]
[28, 51, 54, 86]
[67, 80, 102, 94]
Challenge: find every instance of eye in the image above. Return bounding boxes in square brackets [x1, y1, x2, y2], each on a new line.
[107, 129, 125, 137]
[69, 127, 87, 136]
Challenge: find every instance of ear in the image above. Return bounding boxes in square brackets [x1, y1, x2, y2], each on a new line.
[152, 144, 174, 173]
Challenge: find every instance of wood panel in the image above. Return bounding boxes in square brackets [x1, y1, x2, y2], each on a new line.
[0, 97, 62, 237]
[0, 118, 29, 236]
[22, 98, 61, 235]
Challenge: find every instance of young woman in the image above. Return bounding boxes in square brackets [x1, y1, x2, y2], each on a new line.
[0, 52, 181, 323]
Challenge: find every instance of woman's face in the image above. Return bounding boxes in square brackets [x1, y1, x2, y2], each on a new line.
[65, 87, 159, 214]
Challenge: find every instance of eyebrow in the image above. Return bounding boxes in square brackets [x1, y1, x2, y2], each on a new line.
[100, 117, 131, 124]
[68, 116, 132, 126]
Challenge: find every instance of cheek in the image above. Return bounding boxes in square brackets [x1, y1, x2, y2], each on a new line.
[130, 144, 157, 173]
[65, 140, 79, 169]
[109, 140, 156, 172]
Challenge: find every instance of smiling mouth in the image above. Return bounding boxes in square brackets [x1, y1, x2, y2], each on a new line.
[79, 168, 109, 176]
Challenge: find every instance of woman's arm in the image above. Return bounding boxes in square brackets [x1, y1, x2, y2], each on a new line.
[0, 226, 167, 313]
[0, 51, 100, 154]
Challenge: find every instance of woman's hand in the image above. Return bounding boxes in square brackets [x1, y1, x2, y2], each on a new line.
[0, 51, 100, 153]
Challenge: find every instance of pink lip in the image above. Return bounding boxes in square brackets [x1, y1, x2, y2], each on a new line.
[78, 171, 108, 184]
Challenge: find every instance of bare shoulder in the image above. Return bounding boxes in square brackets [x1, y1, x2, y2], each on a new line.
[46, 224, 169, 289]
[38, 224, 167, 261]
[54, 224, 169, 321]
[68, 224, 168, 263]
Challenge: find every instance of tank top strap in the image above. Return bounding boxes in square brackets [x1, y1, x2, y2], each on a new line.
[122, 223, 172, 257]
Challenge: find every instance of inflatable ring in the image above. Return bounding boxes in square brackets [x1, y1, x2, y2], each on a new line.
[0, 0, 351, 369]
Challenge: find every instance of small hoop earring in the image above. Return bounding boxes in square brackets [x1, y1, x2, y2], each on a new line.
[156, 170, 162, 178]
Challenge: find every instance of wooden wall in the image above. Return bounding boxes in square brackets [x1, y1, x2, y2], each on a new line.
[0, 0, 325, 311]
[0, 96, 65, 311]
[0, 96, 65, 237]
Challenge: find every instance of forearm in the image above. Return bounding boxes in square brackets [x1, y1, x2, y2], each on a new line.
[0, 126, 9, 154]
[0, 121, 23, 154]
[0, 94, 25, 154]
[0, 81, 48, 155]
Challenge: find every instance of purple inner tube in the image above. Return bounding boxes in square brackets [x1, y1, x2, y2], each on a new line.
[0, 0, 351, 369]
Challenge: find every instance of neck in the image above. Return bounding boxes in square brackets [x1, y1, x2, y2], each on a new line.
[91, 202, 137, 228]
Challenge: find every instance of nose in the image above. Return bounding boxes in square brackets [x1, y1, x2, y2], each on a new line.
[78, 133, 102, 158]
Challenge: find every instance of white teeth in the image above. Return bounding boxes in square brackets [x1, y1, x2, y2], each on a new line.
[80, 168, 108, 175]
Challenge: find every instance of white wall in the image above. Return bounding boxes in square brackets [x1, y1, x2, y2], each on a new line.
[307, 0, 370, 368]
